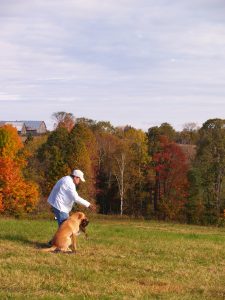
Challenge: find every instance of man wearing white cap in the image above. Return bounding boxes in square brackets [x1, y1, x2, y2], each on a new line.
[48, 169, 95, 226]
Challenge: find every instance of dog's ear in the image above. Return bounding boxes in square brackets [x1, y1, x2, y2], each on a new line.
[77, 212, 85, 219]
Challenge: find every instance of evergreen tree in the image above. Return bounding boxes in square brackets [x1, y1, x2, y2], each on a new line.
[191, 118, 225, 223]
[37, 127, 70, 195]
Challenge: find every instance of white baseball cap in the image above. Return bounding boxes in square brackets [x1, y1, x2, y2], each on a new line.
[71, 169, 85, 182]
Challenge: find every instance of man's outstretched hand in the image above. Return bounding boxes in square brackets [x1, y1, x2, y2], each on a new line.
[89, 203, 97, 212]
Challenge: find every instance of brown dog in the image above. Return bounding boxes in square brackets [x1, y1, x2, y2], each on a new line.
[42, 212, 89, 253]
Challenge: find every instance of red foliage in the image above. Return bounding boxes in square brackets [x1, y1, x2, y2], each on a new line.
[152, 136, 189, 220]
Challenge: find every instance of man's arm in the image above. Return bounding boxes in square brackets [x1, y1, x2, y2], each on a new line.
[67, 184, 94, 209]
[73, 190, 90, 207]
[75, 195, 96, 212]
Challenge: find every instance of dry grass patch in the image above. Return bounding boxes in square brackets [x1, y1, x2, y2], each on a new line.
[0, 217, 224, 299]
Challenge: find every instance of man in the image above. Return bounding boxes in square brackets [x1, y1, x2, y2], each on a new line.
[48, 169, 95, 226]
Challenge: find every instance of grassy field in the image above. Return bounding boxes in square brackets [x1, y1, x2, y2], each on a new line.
[0, 216, 225, 300]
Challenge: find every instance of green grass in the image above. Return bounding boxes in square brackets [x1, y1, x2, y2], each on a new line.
[0, 216, 225, 299]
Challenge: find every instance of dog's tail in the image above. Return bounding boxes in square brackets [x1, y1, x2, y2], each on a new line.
[41, 245, 57, 252]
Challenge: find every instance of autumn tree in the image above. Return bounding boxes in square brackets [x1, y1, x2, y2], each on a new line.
[159, 123, 177, 141]
[0, 125, 39, 215]
[122, 128, 150, 216]
[147, 126, 162, 156]
[94, 125, 119, 214]
[147, 126, 164, 213]
[76, 117, 97, 128]
[177, 122, 199, 145]
[152, 136, 189, 221]
[23, 134, 48, 183]
[52, 111, 75, 132]
[93, 121, 115, 134]
[111, 137, 129, 215]
[65, 122, 98, 206]
[104, 126, 149, 216]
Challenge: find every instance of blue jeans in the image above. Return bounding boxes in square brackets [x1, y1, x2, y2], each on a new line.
[52, 207, 69, 226]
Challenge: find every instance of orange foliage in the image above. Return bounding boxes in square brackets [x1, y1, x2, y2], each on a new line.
[0, 125, 39, 214]
[0, 125, 23, 158]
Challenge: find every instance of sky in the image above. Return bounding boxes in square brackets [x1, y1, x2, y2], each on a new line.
[0, 0, 225, 131]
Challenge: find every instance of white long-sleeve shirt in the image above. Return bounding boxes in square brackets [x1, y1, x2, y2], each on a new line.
[47, 176, 90, 213]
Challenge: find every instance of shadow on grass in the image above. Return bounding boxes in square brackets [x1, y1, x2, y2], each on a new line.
[0, 234, 77, 254]
[0, 233, 49, 249]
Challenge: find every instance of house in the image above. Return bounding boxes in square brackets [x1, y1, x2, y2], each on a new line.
[21, 121, 47, 135]
[0, 120, 47, 135]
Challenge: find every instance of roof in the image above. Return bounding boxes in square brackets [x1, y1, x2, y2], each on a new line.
[21, 121, 45, 131]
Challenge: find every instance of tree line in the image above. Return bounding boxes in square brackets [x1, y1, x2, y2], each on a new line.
[0, 112, 225, 225]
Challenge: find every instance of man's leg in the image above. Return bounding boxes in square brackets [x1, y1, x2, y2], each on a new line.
[47, 207, 69, 246]
[52, 207, 69, 226]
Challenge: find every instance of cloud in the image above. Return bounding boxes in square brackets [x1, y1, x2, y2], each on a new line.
[0, 93, 21, 101]
[0, 0, 225, 130]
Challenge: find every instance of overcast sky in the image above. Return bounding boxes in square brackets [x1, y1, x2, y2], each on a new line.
[0, 0, 225, 131]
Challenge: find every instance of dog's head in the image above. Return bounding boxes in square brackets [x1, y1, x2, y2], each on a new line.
[77, 212, 89, 238]
[76, 212, 89, 228]
[80, 217, 89, 228]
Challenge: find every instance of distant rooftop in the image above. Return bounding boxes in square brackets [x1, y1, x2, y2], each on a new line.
[20, 121, 45, 131]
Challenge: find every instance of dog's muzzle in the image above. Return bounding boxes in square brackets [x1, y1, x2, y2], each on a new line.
[81, 219, 89, 228]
